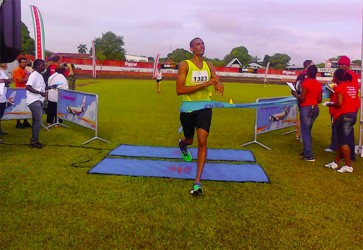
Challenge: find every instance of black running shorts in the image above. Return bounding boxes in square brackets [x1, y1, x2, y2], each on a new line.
[180, 108, 212, 138]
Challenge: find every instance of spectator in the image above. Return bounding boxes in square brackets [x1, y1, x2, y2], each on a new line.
[12, 57, 31, 129]
[294, 60, 313, 140]
[291, 65, 322, 162]
[46, 65, 69, 125]
[324, 69, 358, 173]
[0, 63, 12, 139]
[64, 63, 76, 90]
[324, 81, 338, 153]
[43, 55, 61, 84]
[26, 59, 48, 149]
[337, 56, 359, 161]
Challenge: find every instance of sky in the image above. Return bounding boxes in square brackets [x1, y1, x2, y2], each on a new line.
[20, 0, 362, 65]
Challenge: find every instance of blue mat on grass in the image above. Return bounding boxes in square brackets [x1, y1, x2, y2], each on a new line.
[89, 158, 269, 183]
[108, 144, 255, 162]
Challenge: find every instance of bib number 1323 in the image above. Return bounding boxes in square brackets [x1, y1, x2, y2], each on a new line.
[191, 70, 208, 84]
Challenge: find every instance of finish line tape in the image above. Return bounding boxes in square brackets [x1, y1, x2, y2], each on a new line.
[180, 96, 297, 112]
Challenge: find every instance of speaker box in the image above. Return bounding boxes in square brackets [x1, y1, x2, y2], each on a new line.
[0, 0, 21, 63]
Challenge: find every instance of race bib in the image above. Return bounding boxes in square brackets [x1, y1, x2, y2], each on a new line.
[191, 70, 208, 84]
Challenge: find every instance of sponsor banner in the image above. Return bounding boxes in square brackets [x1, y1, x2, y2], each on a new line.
[57, 89, 98, 130]
[256, 97, 297, 135]
[30, 5, 46, 60]
[125, 61, 138, 67]
[2, 88, 32, 120]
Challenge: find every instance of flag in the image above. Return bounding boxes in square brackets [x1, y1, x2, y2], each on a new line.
[92, 40, 96, 79]
[30, 5, 45, 60]
[152, 53, 160, 78]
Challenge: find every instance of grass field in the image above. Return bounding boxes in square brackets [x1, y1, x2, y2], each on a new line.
[1, 79, 362, 249]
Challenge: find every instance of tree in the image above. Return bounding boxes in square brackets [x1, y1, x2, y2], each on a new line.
[251, 56, 261, 63]
[352, 60, 361, 67]
[268, 53, 291, 69]
[94, 31, 126, 61]
[77, 44, 88, 54]
[262, 55, 270, 67]
[21, 22, 35, 55]
[223, 46, 252, 67]
[209, 58, 225, 67]
[166, 48, 192, 63]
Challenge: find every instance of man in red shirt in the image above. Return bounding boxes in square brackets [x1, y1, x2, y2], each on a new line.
[43, 55, 61, 84]
[12, 57, 31, 128]
[337, 56, 359, 161]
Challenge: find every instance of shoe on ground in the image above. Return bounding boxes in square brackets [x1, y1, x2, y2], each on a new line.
[324, 161, 338, 169]
[178, 139, 192, 162]
[29, 140, 43, 149]
[303, 157, 315, 162]
[22, 121, 32, 128]
[16, 123, 24, 129]
[190, 183, 203, 196]
[324, 148, 334, 152]
[0, 130, 7, 136]
[337, 165, 353, 173]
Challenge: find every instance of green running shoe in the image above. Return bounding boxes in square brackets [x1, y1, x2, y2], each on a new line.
[190, 183, 203, 196]
[179, 139, 192, 162]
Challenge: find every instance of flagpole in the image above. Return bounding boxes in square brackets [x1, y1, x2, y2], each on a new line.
[92, 40, 96, 81]
[358, 1, 363, 157]
[264, 62, 270, 87]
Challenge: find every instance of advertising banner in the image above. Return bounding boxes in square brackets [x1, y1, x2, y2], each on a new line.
[241, 96, 297, 150]
[57, 89, 97, 130]
[256, 97, 297, 135]
[2, 88, 32, 120]
[57, 89, 109, 144]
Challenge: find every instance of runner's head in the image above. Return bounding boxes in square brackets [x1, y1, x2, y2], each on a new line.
[190, 37, 205, 56]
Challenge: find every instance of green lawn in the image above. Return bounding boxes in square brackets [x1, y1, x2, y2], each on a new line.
[1, 79, 362, 249]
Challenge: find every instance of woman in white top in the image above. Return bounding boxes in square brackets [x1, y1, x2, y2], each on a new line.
[46, 65, 69, 125]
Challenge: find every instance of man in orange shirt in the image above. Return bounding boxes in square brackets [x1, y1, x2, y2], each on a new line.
[12, 57, 31, 128]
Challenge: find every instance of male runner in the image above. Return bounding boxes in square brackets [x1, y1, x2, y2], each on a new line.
[176, 37, 224, 195]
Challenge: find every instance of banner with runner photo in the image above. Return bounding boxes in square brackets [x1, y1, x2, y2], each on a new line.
[256, 96, 297, 135]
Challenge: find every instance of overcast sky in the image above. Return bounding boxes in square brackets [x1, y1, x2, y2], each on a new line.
[20, 0, 362, 65]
